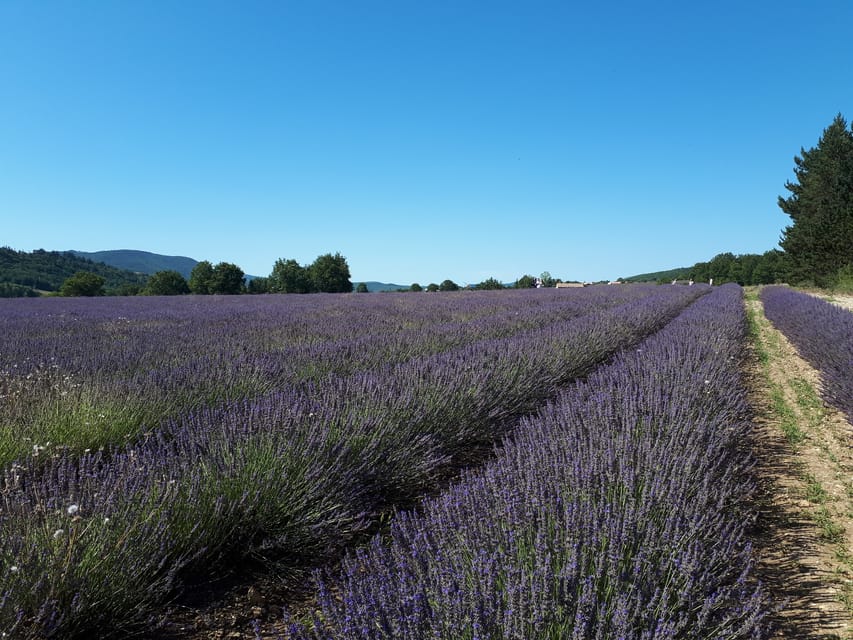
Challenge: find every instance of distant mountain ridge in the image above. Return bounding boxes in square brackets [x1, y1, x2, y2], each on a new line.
[69, 250, 199, 280]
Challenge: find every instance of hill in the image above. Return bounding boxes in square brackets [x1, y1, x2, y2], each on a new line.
[359, 281, 409, 292]
[0, 247, 148, 295]
[69, 249, 199, 279]
[622, 266, 691, 283]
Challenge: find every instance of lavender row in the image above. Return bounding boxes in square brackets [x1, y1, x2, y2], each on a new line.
[760, 286, 853, 424]
[0, 286, 707, 638]
[284, 284, 769, 639]
[0, 288, 650, 464]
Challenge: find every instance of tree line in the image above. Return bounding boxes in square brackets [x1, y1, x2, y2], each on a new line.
[54, 253, 354, 297]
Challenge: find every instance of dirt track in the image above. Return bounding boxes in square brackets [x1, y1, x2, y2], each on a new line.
[748, 292, 853, 639]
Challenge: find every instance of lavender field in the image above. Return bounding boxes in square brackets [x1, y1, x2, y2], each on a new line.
[760, 286, 853, 424]
[0, 284, 773, 638]
[282, 284, 769, 639]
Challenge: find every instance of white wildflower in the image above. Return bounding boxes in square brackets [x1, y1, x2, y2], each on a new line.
[67, 504, 79, 516]
[9, 565, 18, 573]
[53, 529, 64, 539]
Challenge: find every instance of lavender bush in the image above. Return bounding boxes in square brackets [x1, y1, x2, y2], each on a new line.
[284, 284, 770, 639]
[0, 285, 708, 637]
[760, 286, 853, 424]
[0, 287, 653, 466]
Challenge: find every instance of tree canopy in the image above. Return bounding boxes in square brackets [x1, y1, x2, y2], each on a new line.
[144, 270, 190, 295]
[779, 113, 853, 287]
[188, 261, 215, 294]
[309, 253, 353, 293]
[269, 258, 312, 293]
[476, 277, 504, 290]
[269, 253, 353, 294]
[60, 271, 106, 297]
[0, 247, 146, 294]
[515, 274, 536, 288]
[210, 262, 245, 294]
[438, 279, 459, 292]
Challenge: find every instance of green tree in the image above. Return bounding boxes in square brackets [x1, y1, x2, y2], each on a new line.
[269, 258, 313, 293]
[355, 282, 369, 293]
[426, 283, 439, 292]
[753, 249, 787, 285]
[515, 274, 536, 288]
[410, 283, 423, 292]
[188, 261, 215, 294]
[210, 262, 245, 294]
[707, 252, 736, 284]
[476, 277, 504, 290]
[539, 271, 556, 288]
[59, 271, 106, 297]
[439, 279, 459, 291]
[114, 283, 143, 296]
[247, 277, 271, 294]
[779, 113, 853, 287]
[309, 253, 352, 293]
[144, 270, 190, 295]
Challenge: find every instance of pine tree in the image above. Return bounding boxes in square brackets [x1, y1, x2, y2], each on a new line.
[779, 114, 853, 286]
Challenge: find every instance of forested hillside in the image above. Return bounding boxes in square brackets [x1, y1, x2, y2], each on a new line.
[0, 247, 148, 296]
[69, 249, 199, 279]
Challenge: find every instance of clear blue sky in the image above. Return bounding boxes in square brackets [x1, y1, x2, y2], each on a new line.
[2, 1, 852, 285]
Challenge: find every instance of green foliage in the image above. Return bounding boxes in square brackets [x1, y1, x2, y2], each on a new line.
[188, 261, 245, 294]
[410, 283, 423, 292]
[70, 250, 198, 279]
[144, 270, 190, 296]
[515, 274, 536, 288]
[426, 283, 439, 292]
[476, 277, 504, 290]
[355, 282, 369, 293]
[438, 279, 459, 291]
[834, 264, 853, 294]
[309, 253, 353, 293]
[188, 260, 215, 294]
[269, 258, 312, 293]
[0, 282, 38, 298]
[269, 253, 353, 294]
[539, 271, 556, 288]
[0, 247, 147, 293]
[247, 277, 271, 294]
[779, 113, 853, 287]
[59, 272, 106, 297]
[210, 262, 245, 294]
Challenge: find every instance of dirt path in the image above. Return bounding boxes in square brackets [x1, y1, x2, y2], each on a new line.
[747, 292, 853, 639]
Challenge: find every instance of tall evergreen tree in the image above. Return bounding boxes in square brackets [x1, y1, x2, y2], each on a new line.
[779, 114, 853, 286]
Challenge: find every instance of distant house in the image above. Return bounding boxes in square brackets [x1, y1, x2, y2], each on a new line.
[556, 282, 585, 288]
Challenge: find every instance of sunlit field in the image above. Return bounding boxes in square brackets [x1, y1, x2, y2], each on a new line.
[0, 284, 780, 638]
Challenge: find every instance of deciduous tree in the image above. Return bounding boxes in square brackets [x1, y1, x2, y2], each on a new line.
[188, 261, 215, 294]
[59, 271, 105, 297]
[269, 258, 312, 293]
[309, 253, 352, 293]
[210, 262, 245, 294]
[145, 270, 190, 295]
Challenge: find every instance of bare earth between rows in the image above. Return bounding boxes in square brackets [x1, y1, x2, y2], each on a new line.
[748, 295, 853, 639]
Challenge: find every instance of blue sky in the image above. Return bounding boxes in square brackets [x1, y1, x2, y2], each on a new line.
[2, 1, 852, 285]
